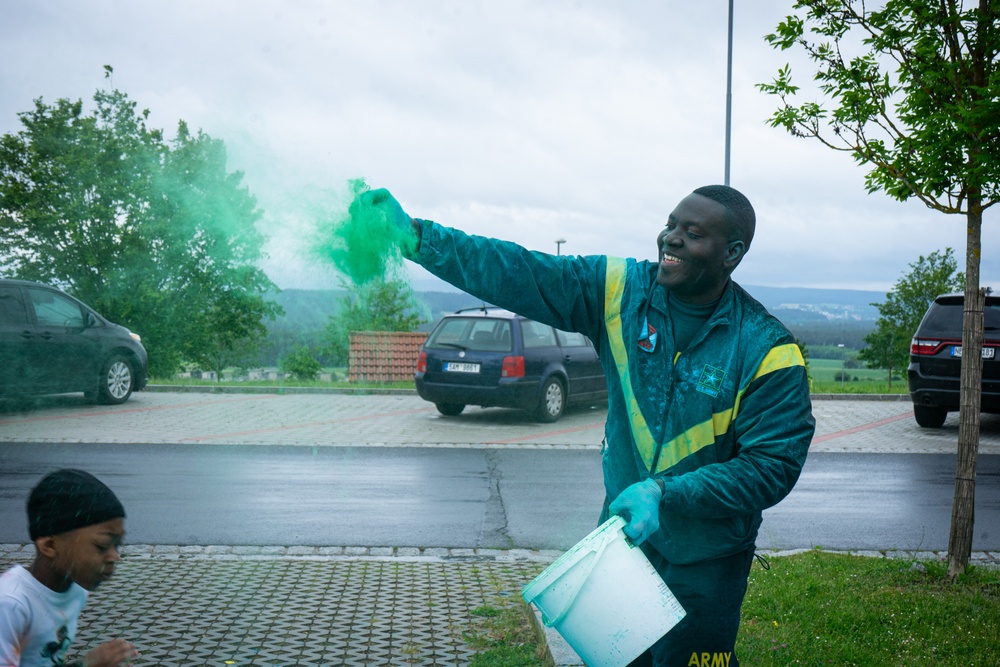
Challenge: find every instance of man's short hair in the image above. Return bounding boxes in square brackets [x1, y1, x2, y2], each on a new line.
[693, 185, 756, 250]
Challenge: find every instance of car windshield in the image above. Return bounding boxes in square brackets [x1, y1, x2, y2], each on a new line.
[427, 317, 513, 352]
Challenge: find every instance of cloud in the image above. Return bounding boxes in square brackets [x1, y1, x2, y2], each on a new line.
[1, 0, 997, 293]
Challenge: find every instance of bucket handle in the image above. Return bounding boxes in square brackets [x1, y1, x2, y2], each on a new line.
[542, 531, 616, 627]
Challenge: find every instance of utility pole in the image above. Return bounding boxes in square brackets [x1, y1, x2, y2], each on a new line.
[555, 238, 566, 256]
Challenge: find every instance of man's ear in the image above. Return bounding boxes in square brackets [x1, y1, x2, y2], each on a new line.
[34, 536, 57, 558]
[725, 241, 746, 268]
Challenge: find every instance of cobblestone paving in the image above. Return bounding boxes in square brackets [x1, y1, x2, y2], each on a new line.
[0, 548, 547, 667]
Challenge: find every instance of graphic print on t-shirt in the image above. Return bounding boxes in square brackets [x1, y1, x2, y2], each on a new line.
[39, 624, 71, 666]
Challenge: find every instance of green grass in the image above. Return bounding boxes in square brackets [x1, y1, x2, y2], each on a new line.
[740, 551, 1000, 666]
[807, 358, 908, 394]
[463, 601, 552, 667]
[467, 552, 999, 666]
[153, 358, 912, 395]
[809, 380, 908, 394]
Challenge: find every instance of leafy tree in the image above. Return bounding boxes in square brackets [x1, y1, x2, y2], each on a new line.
[280, 346, 321, 381]
[795, 338, 812, 382]
[324, 279, 424, 366]
[859, 249, 964, 386]
[759, 1, 999, 576]
[0, 71, 281, 377]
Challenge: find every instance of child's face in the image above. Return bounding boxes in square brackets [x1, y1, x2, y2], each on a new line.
[50, 517, 126, 591]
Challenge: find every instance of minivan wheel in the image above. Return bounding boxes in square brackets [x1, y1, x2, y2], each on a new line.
[97, 355, 134, 405]
[436, 402, 465, 417]
[534, 377, 565, 423]
[913, 404, 947, 428]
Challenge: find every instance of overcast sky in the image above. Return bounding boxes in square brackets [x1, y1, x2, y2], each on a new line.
[2, 0, 996, 294]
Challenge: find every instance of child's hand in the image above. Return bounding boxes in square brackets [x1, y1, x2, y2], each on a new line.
[83, 638, 139, 666]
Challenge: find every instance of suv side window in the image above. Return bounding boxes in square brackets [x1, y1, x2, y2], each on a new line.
[556, 330, 588, 347]
[521, 320, 557, 348]
[26, 288, 86, 328]
[0, 287, 28, 325]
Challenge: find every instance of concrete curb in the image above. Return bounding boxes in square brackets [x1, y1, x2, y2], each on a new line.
[144, 384, 913, 401]
[144, 384, 415, 396]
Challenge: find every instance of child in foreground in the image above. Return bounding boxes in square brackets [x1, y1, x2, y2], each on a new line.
[0, 469, 139, 666]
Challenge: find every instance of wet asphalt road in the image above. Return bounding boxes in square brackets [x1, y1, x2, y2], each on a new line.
[1, 441, 998, 552]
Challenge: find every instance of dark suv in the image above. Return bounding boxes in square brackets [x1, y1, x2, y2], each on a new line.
[415, 307, 607, 422]
[0, 279, 148, 404]
[907, 292, 1000, 428]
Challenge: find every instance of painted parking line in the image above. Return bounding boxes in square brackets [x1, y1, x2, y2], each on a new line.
[177, 406, 437, 442]
[0, 394, 280, 424]
[811, 410, 913, 444]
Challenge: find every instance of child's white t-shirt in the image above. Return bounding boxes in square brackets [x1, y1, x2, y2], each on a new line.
[0, 565, 88, 667]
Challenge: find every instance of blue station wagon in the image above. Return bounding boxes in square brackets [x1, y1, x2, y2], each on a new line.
[415, 307, 607, 422]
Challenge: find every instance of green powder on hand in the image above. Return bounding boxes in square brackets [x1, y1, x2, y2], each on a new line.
[312, 179, 416, 285]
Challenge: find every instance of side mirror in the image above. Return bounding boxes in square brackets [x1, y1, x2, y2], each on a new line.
[85, 312, 99, 328]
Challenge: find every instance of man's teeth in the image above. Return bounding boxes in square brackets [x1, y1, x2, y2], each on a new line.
[664, 255, 683, 263]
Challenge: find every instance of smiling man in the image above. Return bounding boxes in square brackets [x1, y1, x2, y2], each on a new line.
[355, 184, 815, 666]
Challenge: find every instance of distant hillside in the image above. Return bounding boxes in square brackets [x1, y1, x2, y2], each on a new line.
[741, 285, 883, 324]
[265, 284, 885, 352]
[268, 288, 489, 334]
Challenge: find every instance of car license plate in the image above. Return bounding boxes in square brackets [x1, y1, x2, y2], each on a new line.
[951, 345, 995, 359]
[444, 362, 480, 373]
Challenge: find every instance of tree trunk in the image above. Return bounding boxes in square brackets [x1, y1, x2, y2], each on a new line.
[947, 208, 984, 579]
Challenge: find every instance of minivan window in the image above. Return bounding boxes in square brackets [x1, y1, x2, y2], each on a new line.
[522, 320, 557, 348]
[27, 288, 86, 328]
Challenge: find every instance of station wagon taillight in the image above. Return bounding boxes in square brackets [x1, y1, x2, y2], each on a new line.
[502, 355, 524, 378]
[417, 351, 427, 373]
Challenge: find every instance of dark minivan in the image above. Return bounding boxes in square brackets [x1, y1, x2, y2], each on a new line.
[907, 292, 1000, 427]
[0, 279, 148, 404]
[415, 307, 607, 422]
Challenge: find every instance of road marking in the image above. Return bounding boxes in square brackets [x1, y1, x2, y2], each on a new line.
[0, 395, 280, 424]
[812, 410, 912, 444]
[177, 407, 437, 442]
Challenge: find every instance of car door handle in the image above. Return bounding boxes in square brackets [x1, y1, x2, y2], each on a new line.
[38, 332, 54, 340]
[563, 355, 573, 362]
[19, 330, 34, 339]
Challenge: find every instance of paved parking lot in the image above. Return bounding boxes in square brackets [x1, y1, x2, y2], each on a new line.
[3, 391, 998, 666]
[1, 389, 998, 454]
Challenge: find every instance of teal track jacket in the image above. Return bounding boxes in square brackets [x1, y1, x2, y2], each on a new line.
[413, 220, 815, 564]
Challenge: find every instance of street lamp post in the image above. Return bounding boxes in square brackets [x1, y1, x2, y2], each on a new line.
[724, 0, 734, 186]
[555, 238, 566, 256]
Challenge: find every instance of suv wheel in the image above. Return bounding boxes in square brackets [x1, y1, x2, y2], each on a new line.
[436, 402, 465, 417]
[534, 377, 565, 423]
[913, 404, 947, 429]
[97, 355, 134, 405]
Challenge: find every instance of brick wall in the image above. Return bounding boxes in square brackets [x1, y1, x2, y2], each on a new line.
[348, 331, 429, 383]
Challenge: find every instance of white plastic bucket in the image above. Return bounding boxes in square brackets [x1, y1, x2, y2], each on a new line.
[522, 515, 686, 667]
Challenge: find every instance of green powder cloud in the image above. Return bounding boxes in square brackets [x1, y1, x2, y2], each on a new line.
[312, 179, 416, 285]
